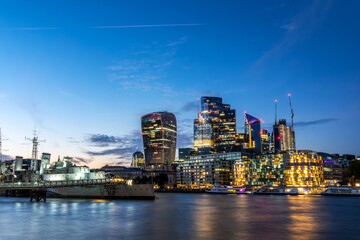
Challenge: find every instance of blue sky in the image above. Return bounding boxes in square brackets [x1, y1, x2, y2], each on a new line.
[0, 0, 359, 167]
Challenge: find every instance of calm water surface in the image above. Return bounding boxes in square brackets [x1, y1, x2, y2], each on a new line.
[0, 193, 359, 240]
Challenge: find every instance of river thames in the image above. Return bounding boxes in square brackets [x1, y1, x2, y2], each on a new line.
[0, 193, 359, 240]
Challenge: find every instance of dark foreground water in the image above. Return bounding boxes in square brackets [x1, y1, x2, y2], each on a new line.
[0, 193, 360, 240]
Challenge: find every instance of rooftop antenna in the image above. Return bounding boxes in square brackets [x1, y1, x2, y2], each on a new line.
[274, 99, 278, 124]
[288, 93, 294, 129]
[25, 130, 45, 172]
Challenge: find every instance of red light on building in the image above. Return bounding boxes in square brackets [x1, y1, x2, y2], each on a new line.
[141, 132, 143, 135]
[288, 93, 291, 97]
[275, 99, 277, 102]
[277, 136, 281, 140]
[161, 129, 165, 133]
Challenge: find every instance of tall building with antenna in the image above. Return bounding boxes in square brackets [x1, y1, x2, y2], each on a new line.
[272, 95, 296, 152]
[273, 119, 295, 152]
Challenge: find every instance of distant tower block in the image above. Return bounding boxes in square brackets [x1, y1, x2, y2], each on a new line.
[132, 151, 145, 168]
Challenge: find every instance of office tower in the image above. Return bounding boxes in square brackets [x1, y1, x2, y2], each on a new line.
[131, 151, 146, 168]
[261, 129, 270, 153]
[194, 96, 236, 154]
[178, 148, 196, 162]
[141, 112, 177, 166]
[273, 119, 295, 152]
[244, 113, 262, 152]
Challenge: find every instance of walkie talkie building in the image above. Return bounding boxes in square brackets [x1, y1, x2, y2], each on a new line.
[141, 112, 177, 166]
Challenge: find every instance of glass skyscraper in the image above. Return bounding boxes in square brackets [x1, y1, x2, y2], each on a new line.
[194, 96, 236, 154]
[141, 112, 177, 166]
[244, 113, 262, 152]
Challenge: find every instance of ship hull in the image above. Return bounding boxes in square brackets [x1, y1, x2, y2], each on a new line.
[48, 184, 155, 200]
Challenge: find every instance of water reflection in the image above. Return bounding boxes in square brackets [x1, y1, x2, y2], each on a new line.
[0, 195, 359, 240]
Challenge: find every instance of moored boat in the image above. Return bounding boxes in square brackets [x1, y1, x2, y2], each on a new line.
[48, 183, 156, 200]
[321, 187, 360, 196]
[205, 185, 248, 194]
[254, 186, 298, 195]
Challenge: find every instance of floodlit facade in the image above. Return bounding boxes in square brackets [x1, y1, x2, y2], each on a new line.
[194, 97, 236, 154]
[233, 151, 324, 187]
[176, 152, 246, 187]
[315, 152, 343, 185]
[284, 151, 323, 186]
[233, 154, 285, 186]
[141, 112, 177, 166]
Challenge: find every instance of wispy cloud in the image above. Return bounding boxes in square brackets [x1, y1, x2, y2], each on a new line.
[1, 154, 13, 161]
[166, 37, 187, 47]
[85, 131, 143, 162]
[6, 27, 58, 31]
[108, 37, 188, 96]
[92, 23, 204, 29]
[181, 101, 198, 113]
[73, 157, 93, 165]
[295, 118, 339, 128]
[253, 0, 333, 67]
[177, 130, 194, 148]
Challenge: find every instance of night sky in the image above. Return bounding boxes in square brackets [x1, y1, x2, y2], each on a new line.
[0, 0, 359, 167]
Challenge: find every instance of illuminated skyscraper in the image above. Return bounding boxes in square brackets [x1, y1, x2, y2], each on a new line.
[194, 97, 236, 154]
[141, 112, 177, 166]
[244, 113, 262, 152]
[273, 119, 295, 152]
[261, 129, 270, 153]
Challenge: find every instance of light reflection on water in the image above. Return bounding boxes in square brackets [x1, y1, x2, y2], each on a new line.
[0, 194, 359, 240]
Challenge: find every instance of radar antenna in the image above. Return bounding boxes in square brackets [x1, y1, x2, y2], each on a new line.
[25, 130, 45, 172]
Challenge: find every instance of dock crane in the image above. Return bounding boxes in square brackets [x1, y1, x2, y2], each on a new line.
[288, 93, 294, 129]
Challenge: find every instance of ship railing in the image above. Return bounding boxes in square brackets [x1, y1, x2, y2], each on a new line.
[0, 178, 117, 190]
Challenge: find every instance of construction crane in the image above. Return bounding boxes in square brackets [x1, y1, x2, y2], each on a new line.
[274, 99, 278, 124]
[288, 94, 294, 129]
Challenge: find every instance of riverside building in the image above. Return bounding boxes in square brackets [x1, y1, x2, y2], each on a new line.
[176, 152, 247, 187]
[233, 150, 324, 187]
[141, 112, 177, 166]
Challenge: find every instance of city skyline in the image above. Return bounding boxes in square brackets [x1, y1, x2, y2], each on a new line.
[0, 1, 359, 167]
